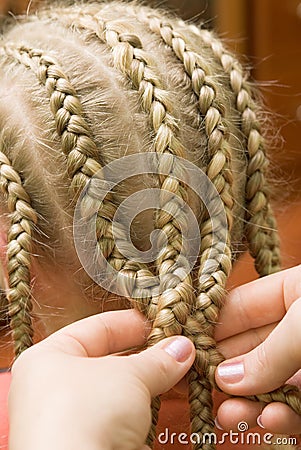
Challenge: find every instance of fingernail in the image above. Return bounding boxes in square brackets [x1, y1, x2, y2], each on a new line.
[217, 361, 244, 383]
[214, 417, 224, 430]
[256, 415, 265, 429]
[162, 336, 192, 362]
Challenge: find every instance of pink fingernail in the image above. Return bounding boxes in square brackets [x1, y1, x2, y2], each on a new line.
[217, 361, 244, 383]
[214, 417, 224, 430]
[257, 415, 265, 429]
[162, 337, 192, 362]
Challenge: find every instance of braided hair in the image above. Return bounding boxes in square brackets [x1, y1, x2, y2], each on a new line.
[0, 2, 299, 449]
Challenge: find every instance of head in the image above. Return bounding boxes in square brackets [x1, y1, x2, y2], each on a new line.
[0, 0, 282, 444]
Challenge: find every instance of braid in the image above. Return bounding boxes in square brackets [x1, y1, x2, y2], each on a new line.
[177, 19, 301, 422]
[3, 44, 159, 317]
[4, 12, 197, 372]
[133, 15, 234, 447]
[1, 4, 300, 450]
[83, 6, 235, 444]
[188, 26, 281, 276]
[64, 13, 198, 443]
[0, 147, 37, 357]
[147, 14, 300, 435]
[86, 4, 301, 444]
[4, 46, 117, 253]
[38, 10, 206, 443]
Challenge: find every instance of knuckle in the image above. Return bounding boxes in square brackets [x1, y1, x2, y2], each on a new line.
[286, 299, 301, 341]
[287, 298, 301, 357]
[11, 346, 36, 375]
[289, 296, 301, 314]
[255, 342, 269, 374]
[283, 265, 301, 307]
[233, 287, 252, 330]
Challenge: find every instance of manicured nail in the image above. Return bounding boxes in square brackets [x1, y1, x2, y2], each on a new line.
[217, 361, 244, 383]
[214, 417, 224, 430]
[162, 336, 192, 362]
[256, 415, 265, 429]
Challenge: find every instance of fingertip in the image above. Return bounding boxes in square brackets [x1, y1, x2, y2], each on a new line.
[216, 360, 245, 385]
[134, 336, 195, 398]
[260, 402, 301, 435]
[159, 336, 195, 364]
[216, 398, 262, 431]
[215, 359, 247, 395]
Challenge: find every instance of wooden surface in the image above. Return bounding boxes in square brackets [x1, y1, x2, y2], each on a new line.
[214, 0, 301, 198]
[214, 0, 250, 55]
[250, 0, 301, 196]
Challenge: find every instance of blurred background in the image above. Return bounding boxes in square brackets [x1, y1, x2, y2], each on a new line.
[0, 0, 301, 282]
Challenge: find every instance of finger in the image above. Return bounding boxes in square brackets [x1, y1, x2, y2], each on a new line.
[216, 397, 301, 434]
[218, 322, 277, 359]
[131, 336, 195, 398]
[287, 368, 301, 390]
[40, 310, 150, 357]
[172, 376, 188, 395]
[216, 298, 301, 395]
[260, 402, 301, 434]
[215, 265, 301, 341]
[216, 397, 262, 431]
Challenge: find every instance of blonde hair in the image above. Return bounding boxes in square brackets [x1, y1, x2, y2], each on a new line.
[0, 1, 299, 448]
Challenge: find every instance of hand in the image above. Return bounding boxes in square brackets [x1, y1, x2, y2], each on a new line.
[215, 265, 301, 434]
[9, 310, 195, 450]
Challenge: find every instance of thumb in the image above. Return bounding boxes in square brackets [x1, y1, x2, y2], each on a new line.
[130, 336, 195, 398]
[215, 298, 301, 395]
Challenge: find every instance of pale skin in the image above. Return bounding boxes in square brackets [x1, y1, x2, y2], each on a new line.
[6, 265, 301, 449]
[215, 264, 301, 434]
[8, 310, 196, 450]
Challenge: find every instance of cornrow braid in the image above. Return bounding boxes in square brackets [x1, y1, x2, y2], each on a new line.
[39, 10, 211, 443]
[0, 147, 37, 357]
[52, 10, 196, 331]
[177, 17, 301, 423]
[142, 9, 301, 430]
[187, 26, 281, 276]
[1, 4, 300, 450]
[132, 13, 235, 447]
[61, 12, 198, 443]
[93, 5, 234, 444]
[3, 45, 118, 256]
[90, 4, 301, 444]
[3, 32, 198, 445]
[3, 44, 159, 318]
[4, 27, 197, 309]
